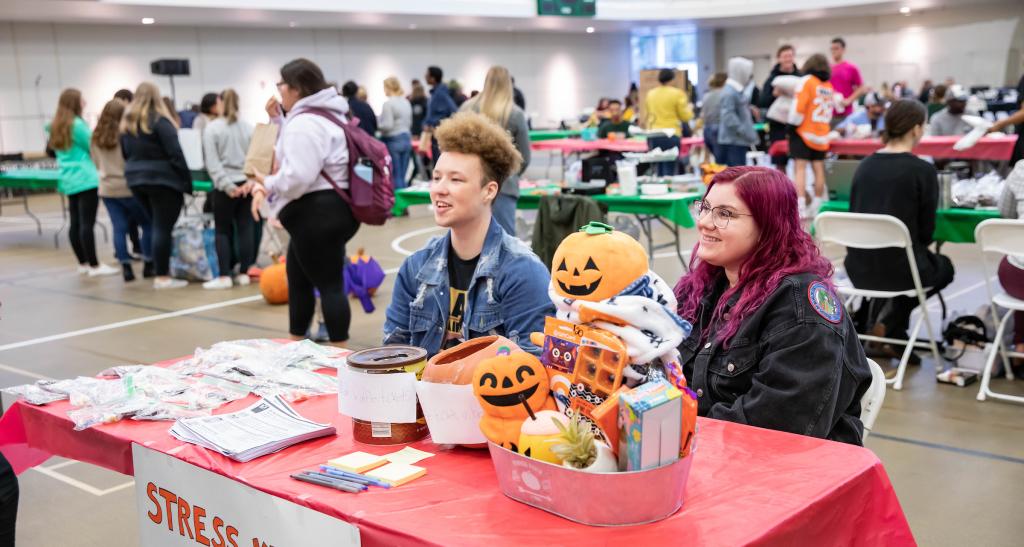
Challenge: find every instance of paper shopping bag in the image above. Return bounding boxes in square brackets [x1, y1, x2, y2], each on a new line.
[244, 123, 279, 176]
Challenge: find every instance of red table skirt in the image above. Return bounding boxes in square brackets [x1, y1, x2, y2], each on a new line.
[768, 135, 1018, 160]
[0, 359, 915, 546]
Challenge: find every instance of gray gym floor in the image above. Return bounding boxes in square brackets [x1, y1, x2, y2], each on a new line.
[1, 173, 1022, 546]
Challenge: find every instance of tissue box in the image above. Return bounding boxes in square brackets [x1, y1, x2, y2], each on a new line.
[618, 380, 682, 471]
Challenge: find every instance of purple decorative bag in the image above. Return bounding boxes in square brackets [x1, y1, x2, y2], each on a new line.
[344, 249, 386, 313]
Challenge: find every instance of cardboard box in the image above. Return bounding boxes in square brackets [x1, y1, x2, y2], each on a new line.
[618, 380, 682, 471]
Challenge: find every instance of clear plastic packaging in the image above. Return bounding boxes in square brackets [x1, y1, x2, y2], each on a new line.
[1, 384, 68, 406]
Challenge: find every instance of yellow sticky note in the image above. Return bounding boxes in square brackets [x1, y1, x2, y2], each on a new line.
[366, 463, 426, 487]
[384, 446, 434, 466]
[327, 451, 387, 473]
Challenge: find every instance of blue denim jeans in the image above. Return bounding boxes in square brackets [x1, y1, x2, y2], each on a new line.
[647, 135, 681, 176]
[382, 133, 412, 190]
[102, 196, 152, 264]
[718, 144, 749, 167]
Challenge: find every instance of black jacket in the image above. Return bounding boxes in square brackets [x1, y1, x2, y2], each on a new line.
[759, 63, 801, 110]
[346, 98, 378, 135]
[678, 272, 871, 445]
[120, 116, 191, 193]
[844, 152, 945, 291]
[531, 195, 607, 270]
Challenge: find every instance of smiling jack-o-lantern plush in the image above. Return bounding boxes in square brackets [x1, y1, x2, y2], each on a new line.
[551, 222, 649, 302]
[472, 349, 556, 451]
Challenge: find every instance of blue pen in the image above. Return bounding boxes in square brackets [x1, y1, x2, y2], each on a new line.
[291, 473, 361, 493]
[302, 471, 368, 491]
[319, 465, 392, 488]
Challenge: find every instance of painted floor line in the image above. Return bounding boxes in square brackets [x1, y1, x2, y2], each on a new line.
[40, 460, 78, 472]
[29, 465, 135, 497]
[871, 432, 1024, 465]
[0, 295, 263, 353]
[0, 361, 55, 381]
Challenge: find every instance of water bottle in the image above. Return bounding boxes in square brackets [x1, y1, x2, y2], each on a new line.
[937, 171, 954, 210]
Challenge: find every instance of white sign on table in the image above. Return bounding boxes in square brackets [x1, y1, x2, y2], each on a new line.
[133, 444, 360, 546]
[336, 367, 418, 423]
[415, 381, 487, 445]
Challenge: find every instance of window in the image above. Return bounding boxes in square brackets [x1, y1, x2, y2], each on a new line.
[630, 27, 700, 87]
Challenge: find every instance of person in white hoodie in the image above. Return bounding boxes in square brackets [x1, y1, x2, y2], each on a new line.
[717, 57, 758, 167]
[251, 58, 361, 347]
[202, 88, 255, 290]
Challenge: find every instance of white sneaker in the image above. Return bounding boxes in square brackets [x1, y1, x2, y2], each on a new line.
[202, 277, 233, 290]
[154, 278, 188, 290]
[77, 264, 90, 274]
[233, 274, 251, 287]
[87, 263, 120, 277]
[798, 199, 810, 219]
[809, 195, 824, 218]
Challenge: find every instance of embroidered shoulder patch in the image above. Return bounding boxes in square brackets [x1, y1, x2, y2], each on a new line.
[807, 281, 842, 324]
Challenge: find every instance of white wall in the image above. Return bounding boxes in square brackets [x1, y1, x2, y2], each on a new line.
[0, 22, 631, 154]
[720, 1, 1023, 94]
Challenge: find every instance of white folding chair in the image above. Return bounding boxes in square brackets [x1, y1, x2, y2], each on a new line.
[813, 212, 942, 390]
[974, 219, 1024, 404]
[860, 358, 887, 440]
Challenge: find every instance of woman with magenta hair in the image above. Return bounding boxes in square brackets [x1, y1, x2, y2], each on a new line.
[675, 166, 871, 445]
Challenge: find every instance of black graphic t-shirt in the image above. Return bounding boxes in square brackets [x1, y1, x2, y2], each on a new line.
[445, 243, 479, 349]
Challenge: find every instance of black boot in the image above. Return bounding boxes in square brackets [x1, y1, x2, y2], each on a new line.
[122, 263, 136, 282]
[143, 261, 155, 279]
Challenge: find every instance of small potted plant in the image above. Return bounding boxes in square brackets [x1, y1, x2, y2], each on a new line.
[551, 415, 618, 473]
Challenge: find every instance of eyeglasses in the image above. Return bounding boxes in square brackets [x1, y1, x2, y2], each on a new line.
[690, 199, 752, 229]
[276, 81, 286, 89]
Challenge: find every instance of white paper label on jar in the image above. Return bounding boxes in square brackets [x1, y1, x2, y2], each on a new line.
[371, 422, 392, 438]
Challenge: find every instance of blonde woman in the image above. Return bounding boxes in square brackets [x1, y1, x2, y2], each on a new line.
[46, 88, 119, 276]
[120, 82, 191, 290]
[202, 88, 255, 290]
[379, 77, 413, 189]
[459, 65, 530, 235]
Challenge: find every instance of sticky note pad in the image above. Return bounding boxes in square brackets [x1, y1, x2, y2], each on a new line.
[366, 463, 426, 487]
[327, 452, 388, 473]
[384, 446, 434, 466]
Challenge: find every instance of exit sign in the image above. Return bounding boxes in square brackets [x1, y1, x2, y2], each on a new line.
[538, 0, 596, 17]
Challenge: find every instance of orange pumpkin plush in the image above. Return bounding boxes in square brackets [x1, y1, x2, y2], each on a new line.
[472, 348, 556, 451]
[551, 222, 648, 302]
[259, 262, 288, 305]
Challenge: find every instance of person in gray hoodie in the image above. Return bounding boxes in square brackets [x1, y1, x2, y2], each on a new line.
[717, 57, 758, 167]
[202, 88, 255, 290]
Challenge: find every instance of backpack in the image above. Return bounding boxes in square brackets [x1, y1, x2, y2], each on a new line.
[302, 108, 394, 225]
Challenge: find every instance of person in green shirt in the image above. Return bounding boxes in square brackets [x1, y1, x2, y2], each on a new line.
[46, 88, 119, 277]
[597, 99, 633, 138]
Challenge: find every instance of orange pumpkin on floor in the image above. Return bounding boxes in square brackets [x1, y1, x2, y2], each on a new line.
[551, 222, 648, 302]
[472, 348, 556, 451]
[259, 262, 288, 305]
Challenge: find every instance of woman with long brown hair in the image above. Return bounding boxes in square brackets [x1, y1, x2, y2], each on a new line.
[201, 88, 255, 290]
[459, 65, 530, 235]
[120, 81, 192, 290]
[46, 88, 119, 276]
[91, 99, 153, 282]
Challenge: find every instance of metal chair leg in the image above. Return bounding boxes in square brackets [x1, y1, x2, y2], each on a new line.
[978, 310, 1012, 402]
[892, 316, 924, 391]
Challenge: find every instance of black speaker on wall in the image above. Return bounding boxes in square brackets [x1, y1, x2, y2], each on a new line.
[150, 59, 190, 76]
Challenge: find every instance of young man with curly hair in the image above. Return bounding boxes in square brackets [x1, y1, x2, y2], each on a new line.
[384, 112, 554, 356]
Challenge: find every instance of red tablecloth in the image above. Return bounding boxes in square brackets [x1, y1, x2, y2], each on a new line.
[768, 135, 1018, 160]
[0, 360, 915, 546]
[530, 137, 704, 156]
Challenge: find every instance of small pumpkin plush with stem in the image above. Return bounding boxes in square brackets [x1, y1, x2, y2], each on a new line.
[551, 222, 649, 302]
[472, 347, 556, 451]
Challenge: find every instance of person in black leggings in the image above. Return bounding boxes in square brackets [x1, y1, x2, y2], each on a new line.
[67, 188, 100, 267]
[131, 185, 184, 275]
[278, 191, 359, 341]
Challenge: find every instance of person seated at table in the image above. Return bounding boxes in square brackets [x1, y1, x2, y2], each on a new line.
[674, 166, 871, 445]
[927, 87, 972, 136]
[597, 99, 633, 139]
[996, 160, 1024, 370]
[835, 91, 887, 138]
[384, 112, 553, 357]
[845, 100, 955, 366]
[585, 98, 612, 127]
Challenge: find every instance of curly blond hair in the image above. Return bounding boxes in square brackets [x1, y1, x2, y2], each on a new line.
[434, 112, 522, 185]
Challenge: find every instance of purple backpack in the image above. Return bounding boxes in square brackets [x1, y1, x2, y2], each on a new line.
[302, 108, 394, 225]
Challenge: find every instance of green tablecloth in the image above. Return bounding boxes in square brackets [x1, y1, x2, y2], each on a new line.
[393, 186, 701, 228]
[0, 168, 213, 193]
[818, 200, 999, 244]
[529, 129, 582, 141]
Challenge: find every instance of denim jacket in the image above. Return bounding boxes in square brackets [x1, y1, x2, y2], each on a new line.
[383, 218, 554, 357]
[678, 272, 872, 445]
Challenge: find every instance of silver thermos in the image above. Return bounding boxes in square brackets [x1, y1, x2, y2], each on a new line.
[938, 171, 954, 210]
